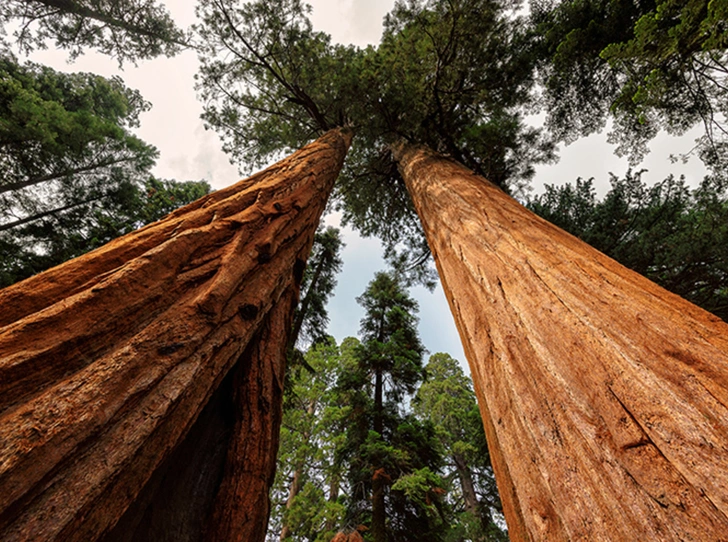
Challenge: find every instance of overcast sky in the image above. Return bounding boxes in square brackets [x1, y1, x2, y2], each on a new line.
[20, 0, 709, 371]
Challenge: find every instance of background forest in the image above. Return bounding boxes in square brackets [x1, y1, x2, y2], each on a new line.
[0, 0, 726, 541]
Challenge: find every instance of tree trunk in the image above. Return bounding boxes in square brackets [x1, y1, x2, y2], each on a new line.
[279, 398, 316, 540]
[0, 128, 352, 541]
[278, 463, 303, 540]
[393, 140, 728, 542]
[452, 453, 480, 522]
[0, 155, 137, 195]
[328, 472, 340, 502]
[288, 253, 327, 351]
[0, 196, 100, 232]
[35, 0, 190, 47]
[371, 368, 387, 542]
[324, 471, 341, 533]
[205, 284, 297, 542]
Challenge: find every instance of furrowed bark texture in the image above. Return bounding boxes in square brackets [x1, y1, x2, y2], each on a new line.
[205, 285, 297, 542]
[0, 128, 351, 541]
[394, 141, 728, 542]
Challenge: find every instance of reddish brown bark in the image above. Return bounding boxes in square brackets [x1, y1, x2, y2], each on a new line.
[330, 531, 364, 542]
[278, 462, 304, 540]
[0, 128, 352, 541]
[394, 140, 728, 542]
[371, 365, 387, 542]
[205, 285, 298, 542]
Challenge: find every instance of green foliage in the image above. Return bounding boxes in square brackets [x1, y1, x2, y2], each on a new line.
[373, 0, 552, 185]
[0, 55, 209, 287]
[354, 271, 425, 402]
[270, 338, 356, 541]
[1, 0, 187, 64]
[532, 0, 728, 167]
[335, 271, 451, 541]
[0, 54, 157, 216]
[414, 353, 507, 541]
[195, 0, 357, 168]
[390, 467, 444, 512]
[290, 226, 345, 350]
[272, 319, 508, 540]
[196, 0, 555, 283]
[528, 172, 728, 320]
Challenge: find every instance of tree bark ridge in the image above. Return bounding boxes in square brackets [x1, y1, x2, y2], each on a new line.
[0, 128, 352, 541]
[394, 140, 728, 542]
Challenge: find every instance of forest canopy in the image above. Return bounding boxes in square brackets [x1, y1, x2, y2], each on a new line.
[0, 1, 727, 540]
[196, 0, 727, 285]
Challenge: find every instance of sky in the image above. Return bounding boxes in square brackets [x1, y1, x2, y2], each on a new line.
[18, 0, 709, 371]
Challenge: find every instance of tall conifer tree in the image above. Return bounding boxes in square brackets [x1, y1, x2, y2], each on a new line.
[338, 272, 447, 542]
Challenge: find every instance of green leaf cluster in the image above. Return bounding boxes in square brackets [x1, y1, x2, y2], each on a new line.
[532, 0, 728, 167]
[271, 338, 356, 541]
[414, 353, 507, 541]
[0, 176, 210, 287]
[195, 0, 359, 168]
[335, 272, 452, 541]
[290, 226, 345, 350]
[0, 55, 210, 286]
[196, 0, 556, 281]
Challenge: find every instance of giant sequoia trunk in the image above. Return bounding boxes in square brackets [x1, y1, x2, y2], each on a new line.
[393, 141, 728, 542]
[0, 128, 351, 541]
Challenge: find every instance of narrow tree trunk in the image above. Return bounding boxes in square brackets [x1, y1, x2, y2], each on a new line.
[324, 471, 341, 533]
[371, 368, 387, 542]
[0, 128, 352, 541]
[35, 0, 190, 47]
[0, 155, 137, 195]
[393, 140, 728, 542]
[288, 253, 327, 351]
[280, 398, 316, 540]
[278, 464, 303, 540]
[452, 453, 480, 522]
[0, 196, 100, 232]
[328, 472, 340, 502]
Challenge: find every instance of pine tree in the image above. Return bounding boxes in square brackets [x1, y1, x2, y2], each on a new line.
[339, 271, 447, 542]
[0, 55, 210, 286]
[271, 338, 355, 542]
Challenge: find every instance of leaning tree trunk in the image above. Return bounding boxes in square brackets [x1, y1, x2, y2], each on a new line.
[393, 141, 728, 542]
[0, 128, 351, 541]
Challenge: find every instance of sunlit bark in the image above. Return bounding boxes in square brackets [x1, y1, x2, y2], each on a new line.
[394, 140, 728, 542]
[0, 128, 351, 541]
